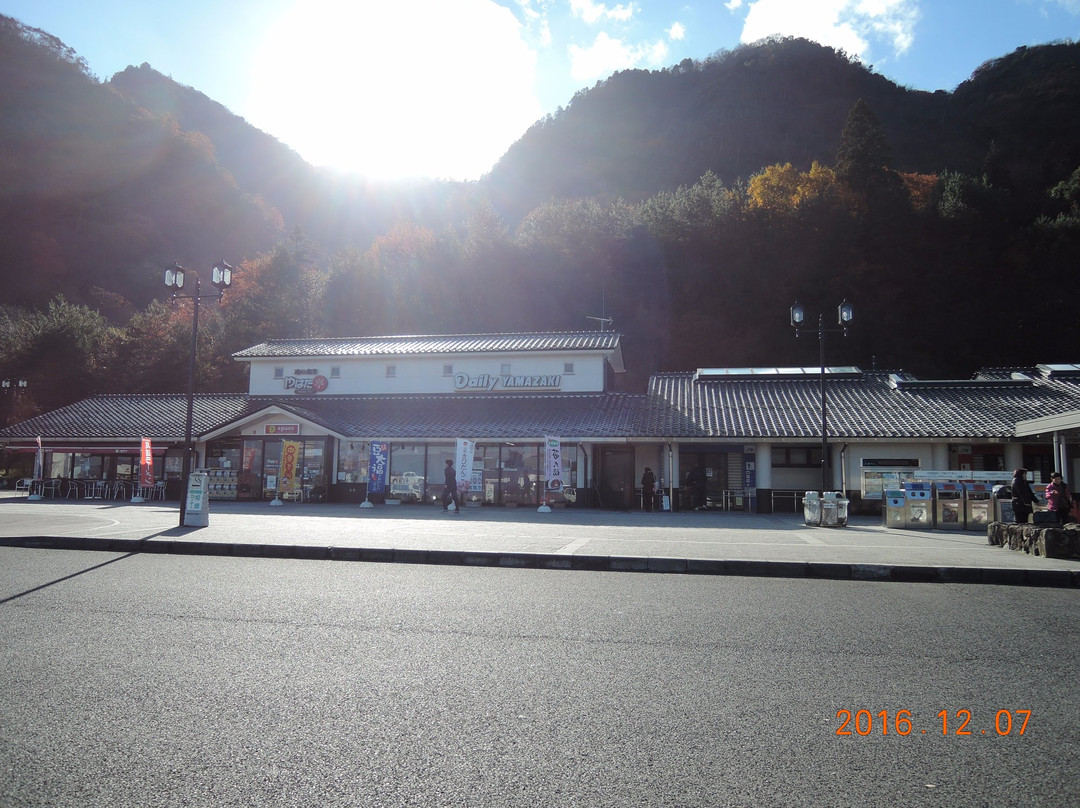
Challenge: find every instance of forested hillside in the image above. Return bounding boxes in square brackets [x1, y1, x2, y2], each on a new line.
[1, 13, 1079, 431]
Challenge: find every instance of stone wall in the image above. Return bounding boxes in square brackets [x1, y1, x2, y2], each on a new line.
[987, 521, 1080, 559]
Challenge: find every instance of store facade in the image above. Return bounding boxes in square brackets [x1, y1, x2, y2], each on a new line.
[3, 334, 1080, 514]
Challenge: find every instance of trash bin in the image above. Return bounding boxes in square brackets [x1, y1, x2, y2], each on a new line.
[803, 491, 821, 526]
[964, 483, 993, 530]
[902, 483, 933, 529]
[820, 491, 849, 527]
[933, 482, 964, 531]
[992, 484, 1014, 523]
[882, 489, 906, 528]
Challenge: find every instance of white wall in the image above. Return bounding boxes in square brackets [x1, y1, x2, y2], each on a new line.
[245, 353, 608, 396]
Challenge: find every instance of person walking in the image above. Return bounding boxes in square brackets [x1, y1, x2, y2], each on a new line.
[641, 466, 656, 512]
[1044, 471, 1073, 524]
[442, 459, 460, 513]
[1010, 468, 1039, 524]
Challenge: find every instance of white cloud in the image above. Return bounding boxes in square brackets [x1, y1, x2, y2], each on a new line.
[250, 0, 542, 180]
[739, 0, 919, 60]
[568, 30, 669, 80]
[668, 21, 686, 40]
[570, 0, 637, 24]
[725, 0, 745, 10]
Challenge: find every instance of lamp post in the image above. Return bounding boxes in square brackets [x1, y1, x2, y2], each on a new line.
[164, 261, 233, 527]
[790, 299, 853, 494]
[1, 378, 28, 430]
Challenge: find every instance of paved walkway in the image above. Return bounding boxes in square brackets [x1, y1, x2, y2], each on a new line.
[2, 492, 1077, 587]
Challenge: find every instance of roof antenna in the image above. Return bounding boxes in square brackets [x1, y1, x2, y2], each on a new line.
[586, 281, 613, 331]
[586, 315, 613, 331]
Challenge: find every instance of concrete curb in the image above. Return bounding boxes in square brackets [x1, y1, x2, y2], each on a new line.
[2, 536, 1078, 588]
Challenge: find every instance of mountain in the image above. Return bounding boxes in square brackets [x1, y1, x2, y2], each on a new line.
[0, 15, 285, 313]
[1, 16, 1079, 413]
[484, 37, 1080, 221]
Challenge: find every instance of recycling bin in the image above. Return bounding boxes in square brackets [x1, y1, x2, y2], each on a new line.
[821, 491, 849, 527]
[902, 483, 933, 529]
[882, 489, 906, 528]
[992, 484, 1014, 523]
[803, 491, 821, 526]
[933, 482, 964, 531]
[964, 483, 993, 530]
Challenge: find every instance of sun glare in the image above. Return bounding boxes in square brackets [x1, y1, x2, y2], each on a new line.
[248, 0, 541, 181]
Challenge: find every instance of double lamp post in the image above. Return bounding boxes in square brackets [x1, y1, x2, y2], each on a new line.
[164, 261, 233, 528]
[790, 299, 854, 495]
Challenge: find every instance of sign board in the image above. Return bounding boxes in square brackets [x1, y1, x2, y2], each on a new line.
[183, 472, 210, 527]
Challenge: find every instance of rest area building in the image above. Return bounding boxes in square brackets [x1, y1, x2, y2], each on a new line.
[3, 331, 1079, 513]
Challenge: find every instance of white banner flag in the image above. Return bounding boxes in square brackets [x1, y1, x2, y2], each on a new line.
[544, 436, 563, 493]
[455, 439, 475, 499]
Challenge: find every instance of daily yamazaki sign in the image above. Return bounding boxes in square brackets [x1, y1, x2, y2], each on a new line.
[454, 373, 561, 392]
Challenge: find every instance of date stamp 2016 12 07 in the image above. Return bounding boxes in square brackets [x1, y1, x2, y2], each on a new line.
[835, 709, 1031, 736]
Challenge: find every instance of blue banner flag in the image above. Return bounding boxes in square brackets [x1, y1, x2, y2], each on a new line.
[368, 441, 389, 494]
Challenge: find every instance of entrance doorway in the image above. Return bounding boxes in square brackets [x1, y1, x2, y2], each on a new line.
[598, 447, 634, 508]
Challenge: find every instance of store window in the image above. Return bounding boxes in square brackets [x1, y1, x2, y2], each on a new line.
[771, 446, 822, 467]
[427, 444, 456, 504]
[337, 441, 368, 484]
[389, 444, 426, 502]
[71, 453, 104, 479]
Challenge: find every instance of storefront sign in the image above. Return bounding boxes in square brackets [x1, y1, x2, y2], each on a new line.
[453, 373, 561, 392]
[264, 423, 300, 435]
[283, 368, 329, 394]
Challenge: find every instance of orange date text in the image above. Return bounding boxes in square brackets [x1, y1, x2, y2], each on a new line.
[835, 709, 1030, 736]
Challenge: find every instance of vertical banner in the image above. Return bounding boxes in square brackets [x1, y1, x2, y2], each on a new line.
[139, 437, 155, 486]
[34, 435, 43, 480]
[368, 441, 389, 495]
[455, 439, 475, 500]
[278, 440, 301, 495]
[544, 436, 563, 494]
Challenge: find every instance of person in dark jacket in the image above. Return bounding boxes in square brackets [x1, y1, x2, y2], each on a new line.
[1010, 468, 1039, 524]
[442, 459, 460, 513]
[641, 466, 656, 512]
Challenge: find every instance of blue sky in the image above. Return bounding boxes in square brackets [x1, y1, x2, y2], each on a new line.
[4, 1, 1078, 180]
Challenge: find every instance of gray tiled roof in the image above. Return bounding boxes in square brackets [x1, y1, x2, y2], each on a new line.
[6, 366, 1080, 447]
[260, 393, 645, 440]
[646, 369, 1080, 439]
[232, 332, 623, 359]
[0, 395, 262, 442]
[0, 392, 646, 443]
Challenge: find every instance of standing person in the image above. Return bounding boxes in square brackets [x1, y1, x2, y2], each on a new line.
[442, 459, 460, 513]
[641, 466, 656, 512]
[1010, 468, 1039, 524]
[1044, 471, 1073, 524]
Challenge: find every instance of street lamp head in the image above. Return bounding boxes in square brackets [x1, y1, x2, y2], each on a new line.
[838, 299, 854, 325]
[211, 260, 233, 291]
[790, 300, 805, 328]
[164, 263, 186, 290]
